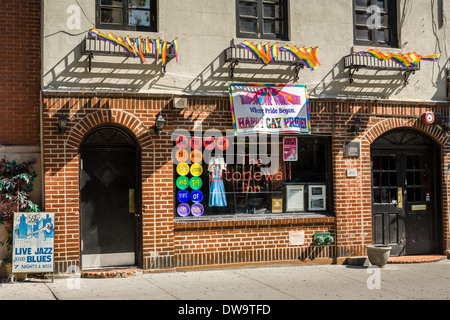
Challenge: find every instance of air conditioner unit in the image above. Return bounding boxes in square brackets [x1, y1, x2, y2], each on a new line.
[174, 97, 188, 109]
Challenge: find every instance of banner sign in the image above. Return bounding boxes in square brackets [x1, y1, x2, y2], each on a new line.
[12, 212, 55, 273]
[229, 84, 311, 135]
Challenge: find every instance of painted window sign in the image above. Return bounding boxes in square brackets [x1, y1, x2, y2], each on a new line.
[190, 136, 202, 150]
[229, 84, 311, 135]
[177, 190, 190, 203]
[190, 164, 203, 177]
[176, 135, 188, 148]
[190, 150, 203, 163]
[175, 149, 189, 163]
[12, 212, 55, 273]
[203, 137, 216, 150]
[190, 177, 203, 190]
[177, 203, 190, 217]
[191, 204, 204, 217]
[190, 190, 203, 203]
[176, 176, 189, 190]
[176, 163, 190, 176]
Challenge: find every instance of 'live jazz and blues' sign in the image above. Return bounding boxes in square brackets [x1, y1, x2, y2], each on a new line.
[12, 212, 55, 273]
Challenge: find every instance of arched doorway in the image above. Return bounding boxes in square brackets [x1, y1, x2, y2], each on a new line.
[79, 124, 142, 269]
[371, 128, 442, 256]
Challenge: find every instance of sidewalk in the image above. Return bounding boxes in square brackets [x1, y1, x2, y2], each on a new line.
[1, 258, 449, 301]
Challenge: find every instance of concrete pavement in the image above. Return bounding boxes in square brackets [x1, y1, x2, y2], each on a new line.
[1, 259, 449, 301]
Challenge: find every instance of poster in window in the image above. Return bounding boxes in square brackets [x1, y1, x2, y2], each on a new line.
[308, 185, 326, 211]
[272, 198, 283, 213]
[283, 137, 298, 161]
[286, 185, 304, 212]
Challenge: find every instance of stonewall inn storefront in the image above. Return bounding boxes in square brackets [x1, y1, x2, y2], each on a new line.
[42, 85, 450, 272]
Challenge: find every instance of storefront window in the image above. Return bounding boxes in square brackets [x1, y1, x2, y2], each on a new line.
[173, 132, 331, 218]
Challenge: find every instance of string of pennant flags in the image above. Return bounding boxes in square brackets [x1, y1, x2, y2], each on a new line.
[239, 40, 321, 70]
[358, 49, 440, 68]
[89, 28, 179, 65]
[238, 41, 441, 70]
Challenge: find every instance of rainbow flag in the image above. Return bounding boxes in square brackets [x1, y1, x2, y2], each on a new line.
[360, 49, 440, 67]
[161, 41, 168, 66]
[145, 37, 151, 54]
[172, 38, 179, 62]
[422, 54, 441, 61]
[280, 45, 321, 70]
[239, 40, 278, 65]
[136, 37, 147, 64]
[360, 49, 392, 60]
[154, 38, 161, 63]
[89, 28, 109, 42]
[270, 42, 279, 63]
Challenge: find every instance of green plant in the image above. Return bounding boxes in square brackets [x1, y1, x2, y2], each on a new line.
[0, 157, 40, 258]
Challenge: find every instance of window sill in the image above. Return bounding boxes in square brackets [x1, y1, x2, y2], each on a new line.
[174, 212, 335, 231]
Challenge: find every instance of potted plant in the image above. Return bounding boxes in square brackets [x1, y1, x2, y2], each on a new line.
[0, 157, 40, 280]
[366, 244, 392, 268]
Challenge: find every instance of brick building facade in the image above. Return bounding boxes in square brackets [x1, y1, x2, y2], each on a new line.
[42, 92, 450, 272]
[40, 1, 450, 272]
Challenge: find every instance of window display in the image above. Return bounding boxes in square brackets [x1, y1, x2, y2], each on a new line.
[173, 133, 330, 217]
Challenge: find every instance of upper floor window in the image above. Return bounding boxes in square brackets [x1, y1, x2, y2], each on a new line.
[96, 0, 157, 32]
[236, 0, 288, 40]
[354, 0, 398, 47]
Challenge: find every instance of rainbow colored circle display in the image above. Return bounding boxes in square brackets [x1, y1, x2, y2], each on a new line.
[190, 177, 202, 190]
[176, 176, 189, 190]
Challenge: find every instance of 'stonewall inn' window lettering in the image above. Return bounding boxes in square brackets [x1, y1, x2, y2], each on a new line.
[173, 132, 331, 218]
[97, 0, 157, 32]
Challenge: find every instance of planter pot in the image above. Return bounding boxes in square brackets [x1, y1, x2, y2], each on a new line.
[366, 245, 392, 268]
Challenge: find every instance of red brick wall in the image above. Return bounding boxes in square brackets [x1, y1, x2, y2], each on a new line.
[0, 0, 41, 145]
[42, 93, 450, 271]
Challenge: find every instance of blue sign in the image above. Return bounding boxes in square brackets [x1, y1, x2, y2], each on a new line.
[190, 190, 203, 203]
[12, 212, 55, 273]
[177, 190, 190, 203]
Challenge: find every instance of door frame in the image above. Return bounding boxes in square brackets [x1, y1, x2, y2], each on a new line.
[78, 123, 143, 269]
[370, 128, 443, 256]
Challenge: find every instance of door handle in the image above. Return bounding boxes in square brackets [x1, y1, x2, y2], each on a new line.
[397, 187, 403, 209]
[129, 189, 135, 213]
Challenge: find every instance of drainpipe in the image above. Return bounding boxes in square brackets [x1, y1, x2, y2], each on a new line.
[40, 90, 45, 210]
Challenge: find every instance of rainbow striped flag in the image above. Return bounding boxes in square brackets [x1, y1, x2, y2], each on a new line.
[145, 37, 151, 54]
[154, 38, 161, 63]
[422, 54, 441, 61]
[173, 38, 179, 62]
[280, 45, 321, 70]
[161, 41, 168, 66]
[136, 37, 147, 64]
[239, 40, 279, 65]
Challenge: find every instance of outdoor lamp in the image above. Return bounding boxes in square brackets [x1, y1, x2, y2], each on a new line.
[150, 115, 166, 136]
[58, 113, 69, 135]
[350, 117, 361, 136]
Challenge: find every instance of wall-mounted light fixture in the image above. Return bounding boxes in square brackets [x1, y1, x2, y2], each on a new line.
[350, 117, 361, 136]
[58, 113, 68, 135]
[149, 115, 166, 136]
